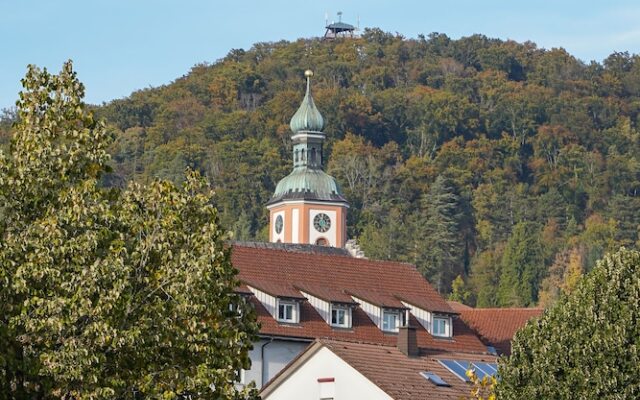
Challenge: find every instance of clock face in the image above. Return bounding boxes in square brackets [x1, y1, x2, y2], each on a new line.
[275, 215, 283, 234]
[313, 213, 331, 233]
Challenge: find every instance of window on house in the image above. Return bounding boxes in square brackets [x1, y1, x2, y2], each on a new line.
[433, 316, 451, 337]
[331, 305, 351, 328]
[382, 310, 400, 332]
[278, 300, 298, 323]
[228, 298, 245, 317]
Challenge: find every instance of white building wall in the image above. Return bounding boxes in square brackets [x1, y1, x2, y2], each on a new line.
[242, 338, 311, 389]
[309, 209, 337, 246]
[401, 301, 433, 333]
[264, 347, 393, 400]
[300, 291, 330, 324]
[292, 208, 300, 243]
[352, 296, 382, 329]
[248, 286, 277, 319]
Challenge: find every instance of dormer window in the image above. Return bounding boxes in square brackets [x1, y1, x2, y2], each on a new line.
[382, 310, 398, 332]
[330, 304, 351, 328]
[277, 299, 299, 323]
[432, 315, 451, 338]
[382, 309, 408, 332]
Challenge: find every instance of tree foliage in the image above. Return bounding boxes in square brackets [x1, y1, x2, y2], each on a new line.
[497, 248, 640, 399]
[54, 31, 640, 305]
[0, 62, 258, 399]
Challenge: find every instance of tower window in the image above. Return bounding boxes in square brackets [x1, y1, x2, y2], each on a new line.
[311, 148, 317, 164]
[294, 150, 299, 162]
[316, 238, 328, 246]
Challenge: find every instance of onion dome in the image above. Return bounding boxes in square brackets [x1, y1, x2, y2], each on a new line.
[268, 168, 346, 205]
[289, 70, 324, 133]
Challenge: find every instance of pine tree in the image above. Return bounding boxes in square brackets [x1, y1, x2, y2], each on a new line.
[497, 221, 545, 306]
[414, 175, 464, 292]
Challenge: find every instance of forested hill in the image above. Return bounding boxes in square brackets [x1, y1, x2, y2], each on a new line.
[5, 28, 640, 307]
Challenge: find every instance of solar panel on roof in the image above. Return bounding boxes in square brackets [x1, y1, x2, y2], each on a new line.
[472, 362, 498, 376]
[419, 371, 450, 387]
[438, 359, 471, 382]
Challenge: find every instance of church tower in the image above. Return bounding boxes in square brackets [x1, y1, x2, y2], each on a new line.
[267, 70, 349, 247]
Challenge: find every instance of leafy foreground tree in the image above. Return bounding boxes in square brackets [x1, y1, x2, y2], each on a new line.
[0, 62, 259, 399]
[496, 248, 640, 399]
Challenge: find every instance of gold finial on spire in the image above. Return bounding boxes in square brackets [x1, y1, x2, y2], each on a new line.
[304, 69, 314, 78]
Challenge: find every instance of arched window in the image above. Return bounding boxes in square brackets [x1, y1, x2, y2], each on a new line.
[310, 148, 316, 164]
[301, 149, 305, 161]
[294, 150, 299, 162]
[315, 238, 328, 246]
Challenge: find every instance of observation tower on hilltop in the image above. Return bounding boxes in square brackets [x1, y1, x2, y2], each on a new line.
[324, 11, 358, 40]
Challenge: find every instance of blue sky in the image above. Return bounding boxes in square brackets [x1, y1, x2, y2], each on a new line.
[2, 0, 640, 110]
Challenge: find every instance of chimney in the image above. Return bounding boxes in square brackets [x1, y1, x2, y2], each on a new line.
[398, 325, 419, 357]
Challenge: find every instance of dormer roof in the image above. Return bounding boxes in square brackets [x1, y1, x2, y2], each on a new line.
[347, 288, 407, 309]
[243, 278, 307, 300]
[231, 243, 488, 353]
[294, 282, 357, 305]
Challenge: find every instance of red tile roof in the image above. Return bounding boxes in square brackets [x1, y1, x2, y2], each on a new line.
[262, 339, 498, 400]
[347, 288, 407, 309]
[232, 243, 454, 312]
[244, 278, 307, 300]
[293, 282, 356, 304]
[458, 308, 544, 355]
[232, 244, 488, 353]
[446, 300, 472, 312]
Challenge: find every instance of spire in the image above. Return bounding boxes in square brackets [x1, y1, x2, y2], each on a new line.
[289, 70, 324, 133]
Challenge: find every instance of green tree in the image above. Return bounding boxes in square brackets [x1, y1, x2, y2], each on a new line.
[497, 248, 640, 399]
[0, 62, 258, 400]
[414, 175, 464, 292]
[469, 246, 503, 307]
[448, 275, 472, 304]
[497, 221, 545, 306]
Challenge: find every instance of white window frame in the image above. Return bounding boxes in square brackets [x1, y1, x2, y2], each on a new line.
[432, 315, 451, 337]
[382, 309, 400, 332]
[330, 304, 351, 328]
[277, 299, 299, 323]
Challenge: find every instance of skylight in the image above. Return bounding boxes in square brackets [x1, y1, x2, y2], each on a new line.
[419, 371, 450, 387]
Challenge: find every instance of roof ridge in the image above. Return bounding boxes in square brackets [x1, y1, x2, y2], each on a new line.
[233, 241, 419, 268]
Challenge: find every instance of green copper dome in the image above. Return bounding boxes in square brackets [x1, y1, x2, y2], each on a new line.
[268, 70, 348, 206]
[267, 167, 346, 204]
[289, 70, 324, 133]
